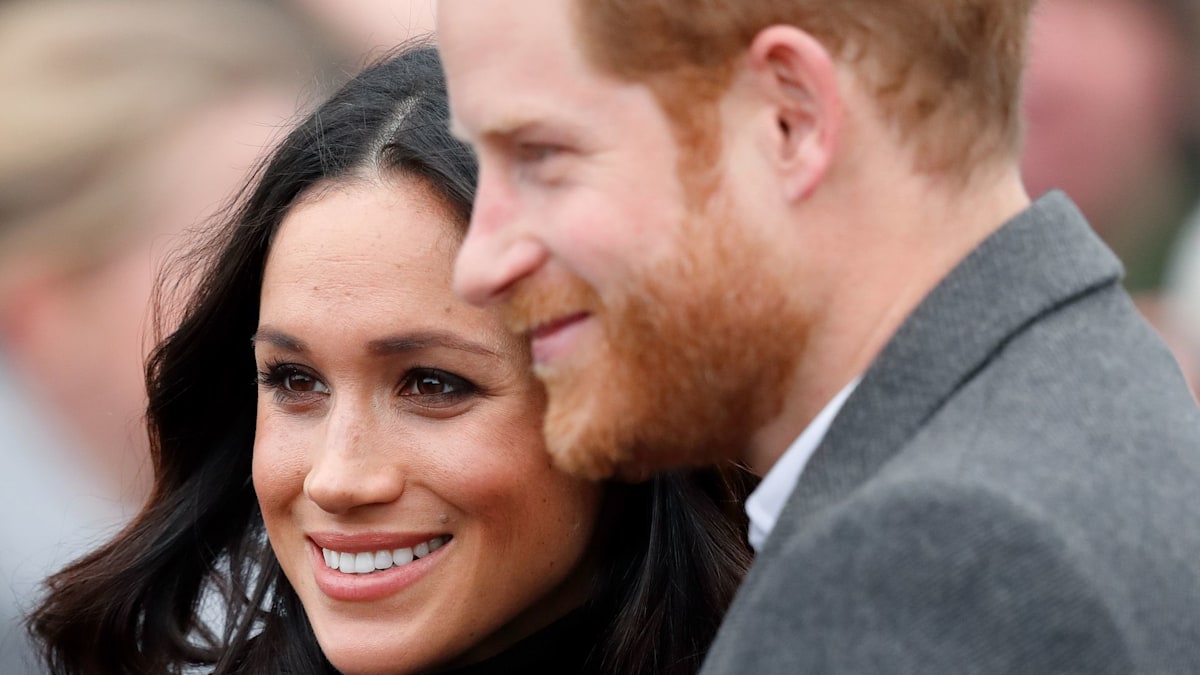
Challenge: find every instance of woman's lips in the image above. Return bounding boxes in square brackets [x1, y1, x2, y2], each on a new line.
[309, 531, 446, 552]
[308, 534, 451, 602]
[529, 312, 590, 366]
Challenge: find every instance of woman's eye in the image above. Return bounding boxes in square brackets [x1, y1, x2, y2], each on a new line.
[283, 371, 328, 393]
[258, 364, 329, 398]
[399, 369, 476, 400]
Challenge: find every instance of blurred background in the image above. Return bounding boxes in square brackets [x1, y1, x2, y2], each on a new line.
[1, 0, 1199, 670]
[0, 0, 434, 671]
[1021, 0, 1200, 394]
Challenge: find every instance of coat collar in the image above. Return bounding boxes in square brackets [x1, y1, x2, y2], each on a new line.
[778, 191, 1123, 526]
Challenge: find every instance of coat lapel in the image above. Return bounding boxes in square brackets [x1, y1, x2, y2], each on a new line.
[777, 191, 1124, 530]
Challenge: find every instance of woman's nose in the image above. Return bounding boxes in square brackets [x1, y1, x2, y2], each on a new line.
[303, 403, 406, 514]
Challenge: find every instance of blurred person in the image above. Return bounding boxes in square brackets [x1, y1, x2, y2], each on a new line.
[29, 46, 753, 675]
[439, 0, 1200, 672]
[1024, 0, 1200, 399]
[0, 0, 343, 671]
[1021, 0, 1200, 292]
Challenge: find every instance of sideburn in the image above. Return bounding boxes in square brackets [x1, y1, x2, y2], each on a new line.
[539, 197, 805, 481]
[648, 68, 733, 209]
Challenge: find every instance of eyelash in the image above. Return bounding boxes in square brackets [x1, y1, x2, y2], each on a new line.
[256, 361, 480, 409]
[397, 368, 478, 403]
[256, 362, 320, 403]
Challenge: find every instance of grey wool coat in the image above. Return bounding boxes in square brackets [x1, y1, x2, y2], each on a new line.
[700, 192, 1200, 674]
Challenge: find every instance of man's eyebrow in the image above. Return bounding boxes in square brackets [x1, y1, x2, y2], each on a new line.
[251, 327, 307, 353]
[454, 111, 545, 145]
[368, 331, 500, 358]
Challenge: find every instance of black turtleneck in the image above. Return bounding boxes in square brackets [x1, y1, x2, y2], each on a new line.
[433, 608, 602, 675]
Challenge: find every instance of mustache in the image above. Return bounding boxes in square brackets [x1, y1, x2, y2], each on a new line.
[500, 273, 603, 336]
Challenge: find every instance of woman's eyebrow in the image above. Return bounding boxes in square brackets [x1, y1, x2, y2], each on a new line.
[251, 327, 501, 359]
[251, 327, 307, 353]
[367, 331, 500, 358]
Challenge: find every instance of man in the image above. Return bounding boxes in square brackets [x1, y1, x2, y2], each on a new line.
[437, 1, 1200, 672]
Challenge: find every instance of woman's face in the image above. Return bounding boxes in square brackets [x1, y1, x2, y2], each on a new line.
[252, 177, 603, 674]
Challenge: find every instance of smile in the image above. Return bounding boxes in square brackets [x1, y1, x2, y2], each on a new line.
[529, 312, 591, 366]
[321, 535, 450, 575]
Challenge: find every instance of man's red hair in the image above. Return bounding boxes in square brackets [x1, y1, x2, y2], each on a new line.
[572, 0, 1036, 178]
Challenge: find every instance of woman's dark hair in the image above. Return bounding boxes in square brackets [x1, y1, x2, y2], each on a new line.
[30, 44, 754, 675]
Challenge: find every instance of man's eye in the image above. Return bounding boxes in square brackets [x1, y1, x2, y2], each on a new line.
[514, 142, 561, 164]
[399, 369, 476, 399]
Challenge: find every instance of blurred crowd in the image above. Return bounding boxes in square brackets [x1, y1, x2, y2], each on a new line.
[0, 0, 434, 670]
[1021, 0, 1200, 392]
[1, 0, 1199, 670]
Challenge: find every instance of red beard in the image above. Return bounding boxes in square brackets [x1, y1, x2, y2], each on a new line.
[501, 210, 803, 481]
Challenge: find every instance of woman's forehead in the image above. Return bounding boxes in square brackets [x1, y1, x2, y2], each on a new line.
[260, 180, 513, 352]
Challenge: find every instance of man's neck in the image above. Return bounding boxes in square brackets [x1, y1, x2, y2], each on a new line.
[745, 162, 1031, 476]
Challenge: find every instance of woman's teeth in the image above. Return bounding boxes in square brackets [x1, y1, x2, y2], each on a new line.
[322, 536, 450, 574]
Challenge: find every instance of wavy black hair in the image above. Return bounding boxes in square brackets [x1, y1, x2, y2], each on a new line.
[30, 44, 754, 675]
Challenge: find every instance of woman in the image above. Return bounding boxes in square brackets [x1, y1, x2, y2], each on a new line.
[30, 46, 754, 674]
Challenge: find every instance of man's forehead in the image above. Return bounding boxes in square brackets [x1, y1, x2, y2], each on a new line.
[449, 81, 609, 145]
[437, 1, 604, 137]
[437, 0, 569, 52]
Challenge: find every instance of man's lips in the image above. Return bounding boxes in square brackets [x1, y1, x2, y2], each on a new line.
[529, 312, 590, 340]
[528, 312, 591, 366]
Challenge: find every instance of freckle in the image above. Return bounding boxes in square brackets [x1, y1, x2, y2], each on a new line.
[443, 305, 452, 314]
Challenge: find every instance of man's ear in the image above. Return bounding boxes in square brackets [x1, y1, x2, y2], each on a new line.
[746, 25, 842, 202]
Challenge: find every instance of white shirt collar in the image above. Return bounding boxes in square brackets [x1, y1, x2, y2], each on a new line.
[745, 378, 860, 552]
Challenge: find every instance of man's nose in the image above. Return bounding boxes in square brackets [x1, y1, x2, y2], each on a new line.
[303, 404, 406, 514]
[453, 174, 548, 305]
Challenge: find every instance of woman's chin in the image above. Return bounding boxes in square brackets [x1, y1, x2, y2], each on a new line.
[314, 623, 464, 675]
[322, 646, 416, 675]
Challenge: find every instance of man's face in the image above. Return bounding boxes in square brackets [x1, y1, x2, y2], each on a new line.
[439, 0, 802, 479]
